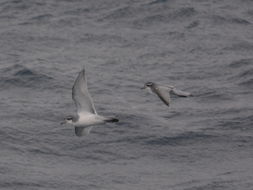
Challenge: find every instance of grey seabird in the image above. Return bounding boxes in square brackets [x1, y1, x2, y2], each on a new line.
[61, 69, 118, 136]
[141, 82, 192, 107]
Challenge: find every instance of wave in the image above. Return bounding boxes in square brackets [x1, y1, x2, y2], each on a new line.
[99, 5, 137, 22]
[247, 9, 253, 17]
[0, 181, 43, 189]
[224, 41, 253, 51]
[77, 33, 128, 46]
[195, 88, 234, 102]
[186, 20, 200, 29]
[229, 58, 253, 68]
[0, 64, 53, 89]
[211, 15, 251, 25]
[218, 114, 253, 131]
[228, 59, 253, 88]
[145, 131, 215, 146]
[21, 14, 53, 25]
[99, 4, 197, 28]
[149, 0, 168, 5]
[133, 7, 197, 27]
[237, 68, 253, 78]
[239, 78, 253, 88]
[64, 8, 91, 16]
[0, 0, 29, 13]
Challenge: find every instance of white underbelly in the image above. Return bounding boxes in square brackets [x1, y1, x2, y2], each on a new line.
[75, 113, 105, 127]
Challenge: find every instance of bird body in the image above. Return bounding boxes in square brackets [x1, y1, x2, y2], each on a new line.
[142, 82, 192, 107]
[74, 112, 106, 127]
[62, 69, 118, 136]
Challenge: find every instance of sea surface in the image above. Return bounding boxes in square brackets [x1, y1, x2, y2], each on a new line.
[0, 0, 253, 189]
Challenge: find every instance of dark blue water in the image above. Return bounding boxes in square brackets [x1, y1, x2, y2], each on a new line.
[0, 0, 253, 189]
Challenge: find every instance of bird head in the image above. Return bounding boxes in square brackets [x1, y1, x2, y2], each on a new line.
[61, 116, 74, 125]
[141, 82, 154, 89]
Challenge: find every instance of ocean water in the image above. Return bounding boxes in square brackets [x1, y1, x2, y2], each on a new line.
[0, 0, 253, 189]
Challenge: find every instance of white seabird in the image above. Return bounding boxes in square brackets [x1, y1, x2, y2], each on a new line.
[62, 69, 118, 136]
[141, 82, 192, 107]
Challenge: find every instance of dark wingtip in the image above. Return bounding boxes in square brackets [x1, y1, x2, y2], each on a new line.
[80, 65, 85, 74]
[75, 127, 82, 137]
[111, 118, 119, 122]
[106, 118, 119, 123]
[164, 102, 170, 107]
[79, 67, 86, 80]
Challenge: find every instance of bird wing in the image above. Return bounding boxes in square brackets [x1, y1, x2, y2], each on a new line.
[75, 126, 93, 136]
[171, 88, 192, 97]
[72, 69, 97, 115]
[153, 84, 171, 106]
[159, 84, 192, 97]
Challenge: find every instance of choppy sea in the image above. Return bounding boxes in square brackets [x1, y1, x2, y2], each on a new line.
[0, 0, 253, 189]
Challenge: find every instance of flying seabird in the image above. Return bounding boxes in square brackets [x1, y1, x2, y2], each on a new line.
[61, 69, 118, 136]
[141, 82, 192, 107]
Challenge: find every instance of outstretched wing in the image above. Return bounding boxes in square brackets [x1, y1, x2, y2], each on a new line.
[171, 88, 192, 97]
[159, 84, 192, 97]
[153, 84, 171, 106]
[75, 126, 93, 136]
[72, 69, 97, 115]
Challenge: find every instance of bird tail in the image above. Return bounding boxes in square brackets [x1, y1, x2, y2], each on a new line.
[105, 117, 119, 123]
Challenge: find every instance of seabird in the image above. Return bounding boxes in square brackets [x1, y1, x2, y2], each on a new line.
[141, 82, 192, 107]
[61, 68, 118, 136]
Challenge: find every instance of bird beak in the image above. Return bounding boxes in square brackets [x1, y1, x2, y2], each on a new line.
[141, 86, 146, 89]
